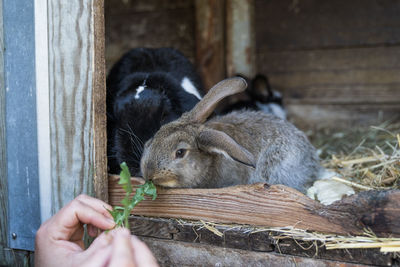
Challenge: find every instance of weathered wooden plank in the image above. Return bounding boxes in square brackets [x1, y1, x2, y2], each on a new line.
[286, 104, 400, 130]
[0, 0, 8, 249]
[0, 248, 34, 267]
[105, 0, 196, 70]
[226, 0, 256, 77]
[48, 0, 100, 211]
[104, 0, 191, 14]
[128, 216, 395, 266]
[109, 176, 400, 236]
[129, 217, 178, 239]
[141, 237, 369, 267]
[258, 47, 400, 73]
[257, 47, 400, 104]
[255, 0, 400, 50]
[276, 239, 394, 266]
[93, 0, 108, 202]
[195, 0, 225, 90]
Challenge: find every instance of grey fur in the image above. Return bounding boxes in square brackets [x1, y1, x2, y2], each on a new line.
[140, 78, 321, 193]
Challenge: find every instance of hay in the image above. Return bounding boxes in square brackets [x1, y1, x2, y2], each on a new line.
[171, 122, 400, 254]
[176, 219, 400, 253]
[311, 121, 400, 191]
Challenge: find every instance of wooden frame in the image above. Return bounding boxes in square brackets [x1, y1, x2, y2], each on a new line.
[128, 217, 395, 266]
[109, 176, 400, 237]
[46, 0, 107, 213]
[1, 0, 106, 264]
[109, 176, 400, 265]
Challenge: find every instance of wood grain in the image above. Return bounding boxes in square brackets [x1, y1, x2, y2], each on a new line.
[195, 0, 225, 90]
[226, 0, 256, 77]
[0, 0, 8, 248]
[93, 0, 108, 202]
[255, 0, 400, 50]
[109, 176, 400, 236]
[105, 0, 196, 71]
[128, 216, 394, 266]
[48, 0, 100, 211]
[141, 237, 370, 267]
[257, 47, 400, 104]
[0, 249, 33, 267]
[287, 104, 400, 130]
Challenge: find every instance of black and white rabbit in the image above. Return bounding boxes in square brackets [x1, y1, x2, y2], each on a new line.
[107, 47, 205, 175]
[221, 74, 286, 120]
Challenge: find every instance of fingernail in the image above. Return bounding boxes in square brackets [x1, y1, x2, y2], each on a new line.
[107, 218, 116, 227]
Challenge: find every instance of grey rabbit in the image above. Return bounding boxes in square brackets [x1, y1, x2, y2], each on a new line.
[140, 77, 321, 193]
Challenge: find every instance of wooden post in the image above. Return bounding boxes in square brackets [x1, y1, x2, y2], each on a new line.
[47, 0, 107, 212]
[0, 0, 8, 250]
[226, 0, 256, 78]
[195, 0, 226, 90]
[93, 0, 108, 202]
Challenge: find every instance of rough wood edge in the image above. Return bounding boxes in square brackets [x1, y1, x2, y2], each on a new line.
[129, 217, 394, 266]
[93, 0, 108, 202]
[108, 175, 400, 237]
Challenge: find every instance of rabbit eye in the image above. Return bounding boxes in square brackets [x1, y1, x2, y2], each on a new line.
[175, 149, 186, 159]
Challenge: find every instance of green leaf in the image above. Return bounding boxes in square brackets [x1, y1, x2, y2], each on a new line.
[143, 181, 157, 200]
[108, 163, 158, 228]
[119, 162, 132, 194]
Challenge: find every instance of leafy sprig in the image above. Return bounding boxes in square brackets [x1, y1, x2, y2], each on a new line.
[108, 162, 157, 228]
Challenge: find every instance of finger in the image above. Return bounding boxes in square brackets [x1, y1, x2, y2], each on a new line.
[131, 235, 159, 267]
[84, 231, 113, 256]
[88, 224, 100, 237]
[79, 245, 113, 267]
[109, 228, 135, 267]
[48, 196, 115, 241]
[73, 194, 114, 219]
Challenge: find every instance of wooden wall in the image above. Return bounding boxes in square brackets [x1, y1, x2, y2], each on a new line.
[105, 0, 400, 129]
[255, 0, 400, 129]
[47, 0, 107, 212]
[105, 0, 196, 71]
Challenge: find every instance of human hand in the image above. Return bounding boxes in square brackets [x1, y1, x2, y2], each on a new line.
[81, 228, 159, 267]
[34, 194, 158, 267]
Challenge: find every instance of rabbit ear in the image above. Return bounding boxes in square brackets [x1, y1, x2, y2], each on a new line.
[251, 74, 272, 98]
[185, 77, 247, 123]
[197, 128, 255, 168]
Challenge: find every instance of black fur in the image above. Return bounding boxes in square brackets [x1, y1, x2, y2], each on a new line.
[220, 74, 285, 119]
[107, 48, 204, 175]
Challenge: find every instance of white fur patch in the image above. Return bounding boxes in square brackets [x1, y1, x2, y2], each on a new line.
[134, 85, 146, 99]
[181, 77, 201, 100]
[256, 102, 287, 120]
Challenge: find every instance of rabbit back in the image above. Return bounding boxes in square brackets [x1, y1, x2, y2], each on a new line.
[206, 111, 320, 192]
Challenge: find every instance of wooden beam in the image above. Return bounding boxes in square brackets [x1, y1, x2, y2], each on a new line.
[140, 237, 369, 267]
[128, 216, 394, 266]
[286, 104, 400, 131]
[195, 0, 225, 90]
[108, 176, 400, 236]
[47, 0, 106, 211]
[93, 0, 108, 202]
[226, 0, 256, 77]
